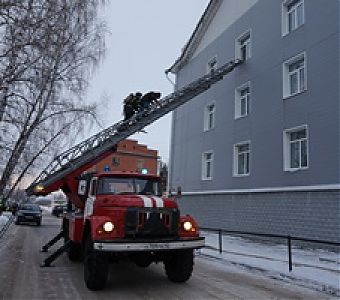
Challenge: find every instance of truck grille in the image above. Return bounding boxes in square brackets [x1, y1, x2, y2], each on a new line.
[125, 208, 179, 238]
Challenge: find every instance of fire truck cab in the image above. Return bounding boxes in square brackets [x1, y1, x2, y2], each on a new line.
[62, 171, 204, 290]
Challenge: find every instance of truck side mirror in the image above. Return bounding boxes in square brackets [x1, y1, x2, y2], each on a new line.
[78, 180, 87, 196]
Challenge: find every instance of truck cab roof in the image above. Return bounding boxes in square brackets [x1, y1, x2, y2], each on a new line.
[89, 171, 160, 181]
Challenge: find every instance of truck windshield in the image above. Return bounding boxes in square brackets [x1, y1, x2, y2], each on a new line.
[97, 177, 160, 196]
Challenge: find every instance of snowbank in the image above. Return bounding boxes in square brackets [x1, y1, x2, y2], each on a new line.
[200, 231, 340, 297]
[0, 214, 10, 230]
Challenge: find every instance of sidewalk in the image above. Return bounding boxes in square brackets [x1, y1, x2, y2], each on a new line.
[200, 231, 340, 297]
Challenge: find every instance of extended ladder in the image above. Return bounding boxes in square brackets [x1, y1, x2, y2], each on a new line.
[27, 59, 243, 195]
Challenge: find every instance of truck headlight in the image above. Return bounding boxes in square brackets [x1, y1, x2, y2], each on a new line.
[183, 221, 193, 231]
[103, 221, 114, 232]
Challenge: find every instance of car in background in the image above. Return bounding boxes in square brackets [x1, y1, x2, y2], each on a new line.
[51, 205, 67, 217]
[15, 203, 42, 226]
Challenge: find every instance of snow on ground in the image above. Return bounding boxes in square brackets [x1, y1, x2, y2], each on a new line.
[0, 212, 11, 231]
[200, 231, 340, 297]
[40, 205, 52, 214]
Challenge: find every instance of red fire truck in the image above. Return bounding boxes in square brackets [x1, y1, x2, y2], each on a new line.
[27, 59, 242, 290]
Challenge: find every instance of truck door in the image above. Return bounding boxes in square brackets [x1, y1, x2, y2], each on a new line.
[84, 178, 97, 218]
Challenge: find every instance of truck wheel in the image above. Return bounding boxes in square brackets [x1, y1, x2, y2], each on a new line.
[164, 249, 194, 283]
[67, 241, 82, 261]
[84, 237, 108, 290]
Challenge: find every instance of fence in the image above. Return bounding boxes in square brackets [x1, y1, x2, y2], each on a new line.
[201, 227, 340, 272]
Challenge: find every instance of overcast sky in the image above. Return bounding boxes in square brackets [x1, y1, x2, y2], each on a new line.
[85, 1, 210, 163]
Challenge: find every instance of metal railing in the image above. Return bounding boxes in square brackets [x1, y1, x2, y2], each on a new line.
[201, 227, 340, 272]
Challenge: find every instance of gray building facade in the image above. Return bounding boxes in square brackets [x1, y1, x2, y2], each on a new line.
[169, 0, 340, 242]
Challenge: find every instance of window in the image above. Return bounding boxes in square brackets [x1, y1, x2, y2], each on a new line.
[204, 103, 215, 131]
[235, 83, 250, 119]
[284, 126, 308, 171]
[202, 151, 214, 180]
[96, 177, 161, 196]
[282, 0, 304, 35]
[233, 142, 250, 176]
[207, 57, 217, 74]
[137, 159, 144, 172]
[236, 30, 251, 61]
[283, 53, 306, 98]
[112, 156, 120, 166]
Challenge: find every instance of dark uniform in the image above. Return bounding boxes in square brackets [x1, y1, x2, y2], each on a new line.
[123, 93, 135, 120]
[132, 92, 142, 113]
[140, 91, 161, 110]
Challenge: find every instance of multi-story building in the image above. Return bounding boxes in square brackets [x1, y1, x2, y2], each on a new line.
[168, 0, 339, 242]
[88, 139, 158, 175]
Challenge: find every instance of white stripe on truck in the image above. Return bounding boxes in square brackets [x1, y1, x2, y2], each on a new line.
[139, 195, 153, 208]
[152, 196, 164, 208]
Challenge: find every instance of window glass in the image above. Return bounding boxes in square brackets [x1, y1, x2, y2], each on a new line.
[285, 0, 304, 34]
[286, 127, 308, 170]
[285, 55, 306, 97]
[239, 34, 251, 60]
[301, 140, 308, 167]
[235, 143, 250, 175]
[296, 3, 304, 27]
[204, 104, 215, 131]
[207, 58, 217, 73]
[202, 152, 213, 179]
[235, 84, 250, 118]
[290, 142, 300, 168]
[97, 177, 160, 195]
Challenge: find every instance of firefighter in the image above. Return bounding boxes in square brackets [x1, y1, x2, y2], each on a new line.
[123, 93, 134, 120]
[140, 91, 161, 111]
[132, 92, 142, 113]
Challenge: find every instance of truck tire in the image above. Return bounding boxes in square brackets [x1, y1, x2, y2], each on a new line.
[67, 241, 82, 261]
[84, 237, 109, 290]
[164, 249, 194, 283]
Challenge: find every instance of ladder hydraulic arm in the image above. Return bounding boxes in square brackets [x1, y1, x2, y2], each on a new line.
[26, 59, 243, 198]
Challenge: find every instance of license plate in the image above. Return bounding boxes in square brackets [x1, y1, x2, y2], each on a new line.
[149, 243, 170, 250]
[26, 216, 34, 219]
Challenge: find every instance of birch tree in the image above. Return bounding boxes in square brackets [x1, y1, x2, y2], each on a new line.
[0, 0, 106, 200]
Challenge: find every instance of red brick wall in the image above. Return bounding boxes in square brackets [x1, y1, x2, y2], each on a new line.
[88, 139, 158, 175]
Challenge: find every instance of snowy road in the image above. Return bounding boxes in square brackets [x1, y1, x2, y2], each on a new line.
[0, 214, 332, 299]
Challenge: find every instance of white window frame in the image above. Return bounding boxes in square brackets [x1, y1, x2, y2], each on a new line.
[204, 102, 216, 131]
[207, 56, 217, 74]
[283, 52, 307, 99]
[202, 151, 214, 180]
[235, 30, 251, 61]
[283, 125, 309, 171]
[235, 82, 251, 119]
[282, 0, 305, 36]
[233, 142, 251, 177]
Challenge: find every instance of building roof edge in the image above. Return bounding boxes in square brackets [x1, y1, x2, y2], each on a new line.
[166, 0, 222, 74]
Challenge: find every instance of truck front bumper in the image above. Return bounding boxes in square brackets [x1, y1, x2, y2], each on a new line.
[93, 237, 205, 252]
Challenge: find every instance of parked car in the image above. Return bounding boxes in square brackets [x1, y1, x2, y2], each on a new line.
[15, 203, 42, 226]
[51, 205, 67, 217]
